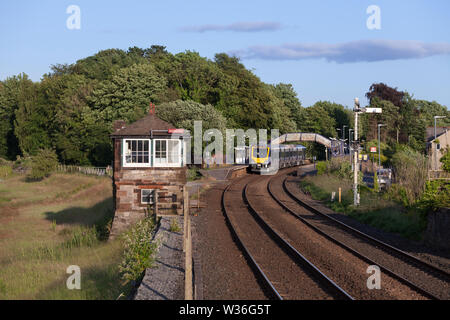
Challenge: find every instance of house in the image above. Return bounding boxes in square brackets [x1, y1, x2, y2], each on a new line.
[109, 104, 190, 238]
[426, 126, 450, 171]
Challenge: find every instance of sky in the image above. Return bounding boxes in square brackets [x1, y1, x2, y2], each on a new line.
[1, 0, 449, 108]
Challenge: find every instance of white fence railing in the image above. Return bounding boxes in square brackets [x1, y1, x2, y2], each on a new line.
[57, 165, 112, 177]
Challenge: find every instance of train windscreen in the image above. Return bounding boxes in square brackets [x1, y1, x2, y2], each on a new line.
[252, 147, 269, 158]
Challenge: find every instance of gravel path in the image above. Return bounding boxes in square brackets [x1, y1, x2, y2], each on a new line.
[134, 216, 185, 300]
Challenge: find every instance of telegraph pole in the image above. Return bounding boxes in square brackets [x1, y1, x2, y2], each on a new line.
[353, 99, 382, 206]
[353, 99, 360, 206]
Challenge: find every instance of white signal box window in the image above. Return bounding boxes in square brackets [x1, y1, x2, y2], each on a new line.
[123, 139, 151, 167]
[154, 139, 181, 167]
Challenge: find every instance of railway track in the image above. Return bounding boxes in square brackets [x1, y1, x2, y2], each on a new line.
[266, 169, 449, 299]
[222, 174, 354, 300]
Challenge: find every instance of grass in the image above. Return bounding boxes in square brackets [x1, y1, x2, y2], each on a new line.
[0, 173, 131, 300]
[299, 173, 427, 241]
[169, 218, 181, 233]
[187, 166, 202, 181]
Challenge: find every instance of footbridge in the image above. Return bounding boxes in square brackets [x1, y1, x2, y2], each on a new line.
[272, 132, 345, 157]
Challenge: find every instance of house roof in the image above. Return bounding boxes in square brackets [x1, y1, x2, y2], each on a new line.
[426, 126, 450, 142]
[111, 112, 186, 137]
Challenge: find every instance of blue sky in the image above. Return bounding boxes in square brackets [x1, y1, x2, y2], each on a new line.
[1, 0, 449, 108]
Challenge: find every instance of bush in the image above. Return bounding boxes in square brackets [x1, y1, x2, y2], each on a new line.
[391, 146, 428, 204]
[337, 161, 352, 179]
[441, 148, 450, 173]
[316, 161, 327, 175]
[0, 165, 12, 178]
[27, 149, 59, 181]
[385, 184, 411, 207]
[187, 166, 202, 181]
[119, 217, 159, 284]
[417, 180, 450, 210]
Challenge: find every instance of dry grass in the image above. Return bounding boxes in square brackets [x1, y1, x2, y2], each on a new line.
[300, 174, 427, 240]
[0, 173, 127, 300]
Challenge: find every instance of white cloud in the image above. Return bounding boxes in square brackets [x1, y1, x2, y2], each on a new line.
[180, 21, 282, 33]
[232, 40, 450, 63]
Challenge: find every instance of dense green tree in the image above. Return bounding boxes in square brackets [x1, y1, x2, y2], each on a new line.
[89, 63, 167, 123]
[311, 101, 351, 136]
[416, 100, 450, 127]
[270, 83, 303, 128]
[69, 48, 146, 80]
[361, 98, 399, 143]
[156, 100, 227, 134]
[298, 103, 337, 138]
[0, 76, 24, 159]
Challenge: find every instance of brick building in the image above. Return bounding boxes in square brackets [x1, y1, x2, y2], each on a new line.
[426, 126, 450, 171]
[109, 105, 190, 238]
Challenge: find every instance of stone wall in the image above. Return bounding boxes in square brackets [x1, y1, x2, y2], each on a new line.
[424, 207, 450, 250]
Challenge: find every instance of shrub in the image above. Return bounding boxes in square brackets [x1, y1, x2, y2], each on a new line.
[28, 148, 59, 181]
[373, 170, 379, 192]
[440, 148, 450, 173]
[0, 165, 12, 178]
[316, 161, 327, 175]
[187, 166, 202, 181]
[385, 184, 411, 207]
[337, 161, 352, 179]
[391, 146, 428, 204]
[417, 180, 450, 210]
[119, 218, 159, 284]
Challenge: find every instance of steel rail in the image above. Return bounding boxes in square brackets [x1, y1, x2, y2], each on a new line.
[283, 174, 450, 281]
[243, 182, 354, 300]
[262, 173, 444, 299]
[221, 178, 283, 300]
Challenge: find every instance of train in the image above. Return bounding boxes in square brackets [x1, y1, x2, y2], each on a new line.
[235, 144, 307, 174]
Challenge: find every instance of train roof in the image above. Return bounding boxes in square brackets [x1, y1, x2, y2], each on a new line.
[250, 144, 306, 149]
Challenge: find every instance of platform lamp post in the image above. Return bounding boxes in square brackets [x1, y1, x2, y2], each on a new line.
[342, 125, 347, 153]
[377, 124, 386, 168]
[434, 115, 446, 170]
[349, 129, 354, 165]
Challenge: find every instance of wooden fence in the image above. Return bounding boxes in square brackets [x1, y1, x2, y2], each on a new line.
[57, 165, 112, 177]
[428, 170, 450, 181]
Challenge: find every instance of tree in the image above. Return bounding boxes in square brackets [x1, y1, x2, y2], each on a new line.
[0, 76, 25, 159]
[89, 63, 167, 123]
[68, 48, 146, 81]
[311, 101, 351, 136]
[12, 75, 53, 156]
[270, 83, 303, 128]
[156, 100, 227, 134]
[416, 100, 450, 127]
[28, 148, 59, 181]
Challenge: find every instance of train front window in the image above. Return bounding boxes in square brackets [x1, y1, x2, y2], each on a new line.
[253, 147, 268, 158]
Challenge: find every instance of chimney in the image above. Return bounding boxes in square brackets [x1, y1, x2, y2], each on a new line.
[149, 102, 156, 115]
[113, 120, 126, 132]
